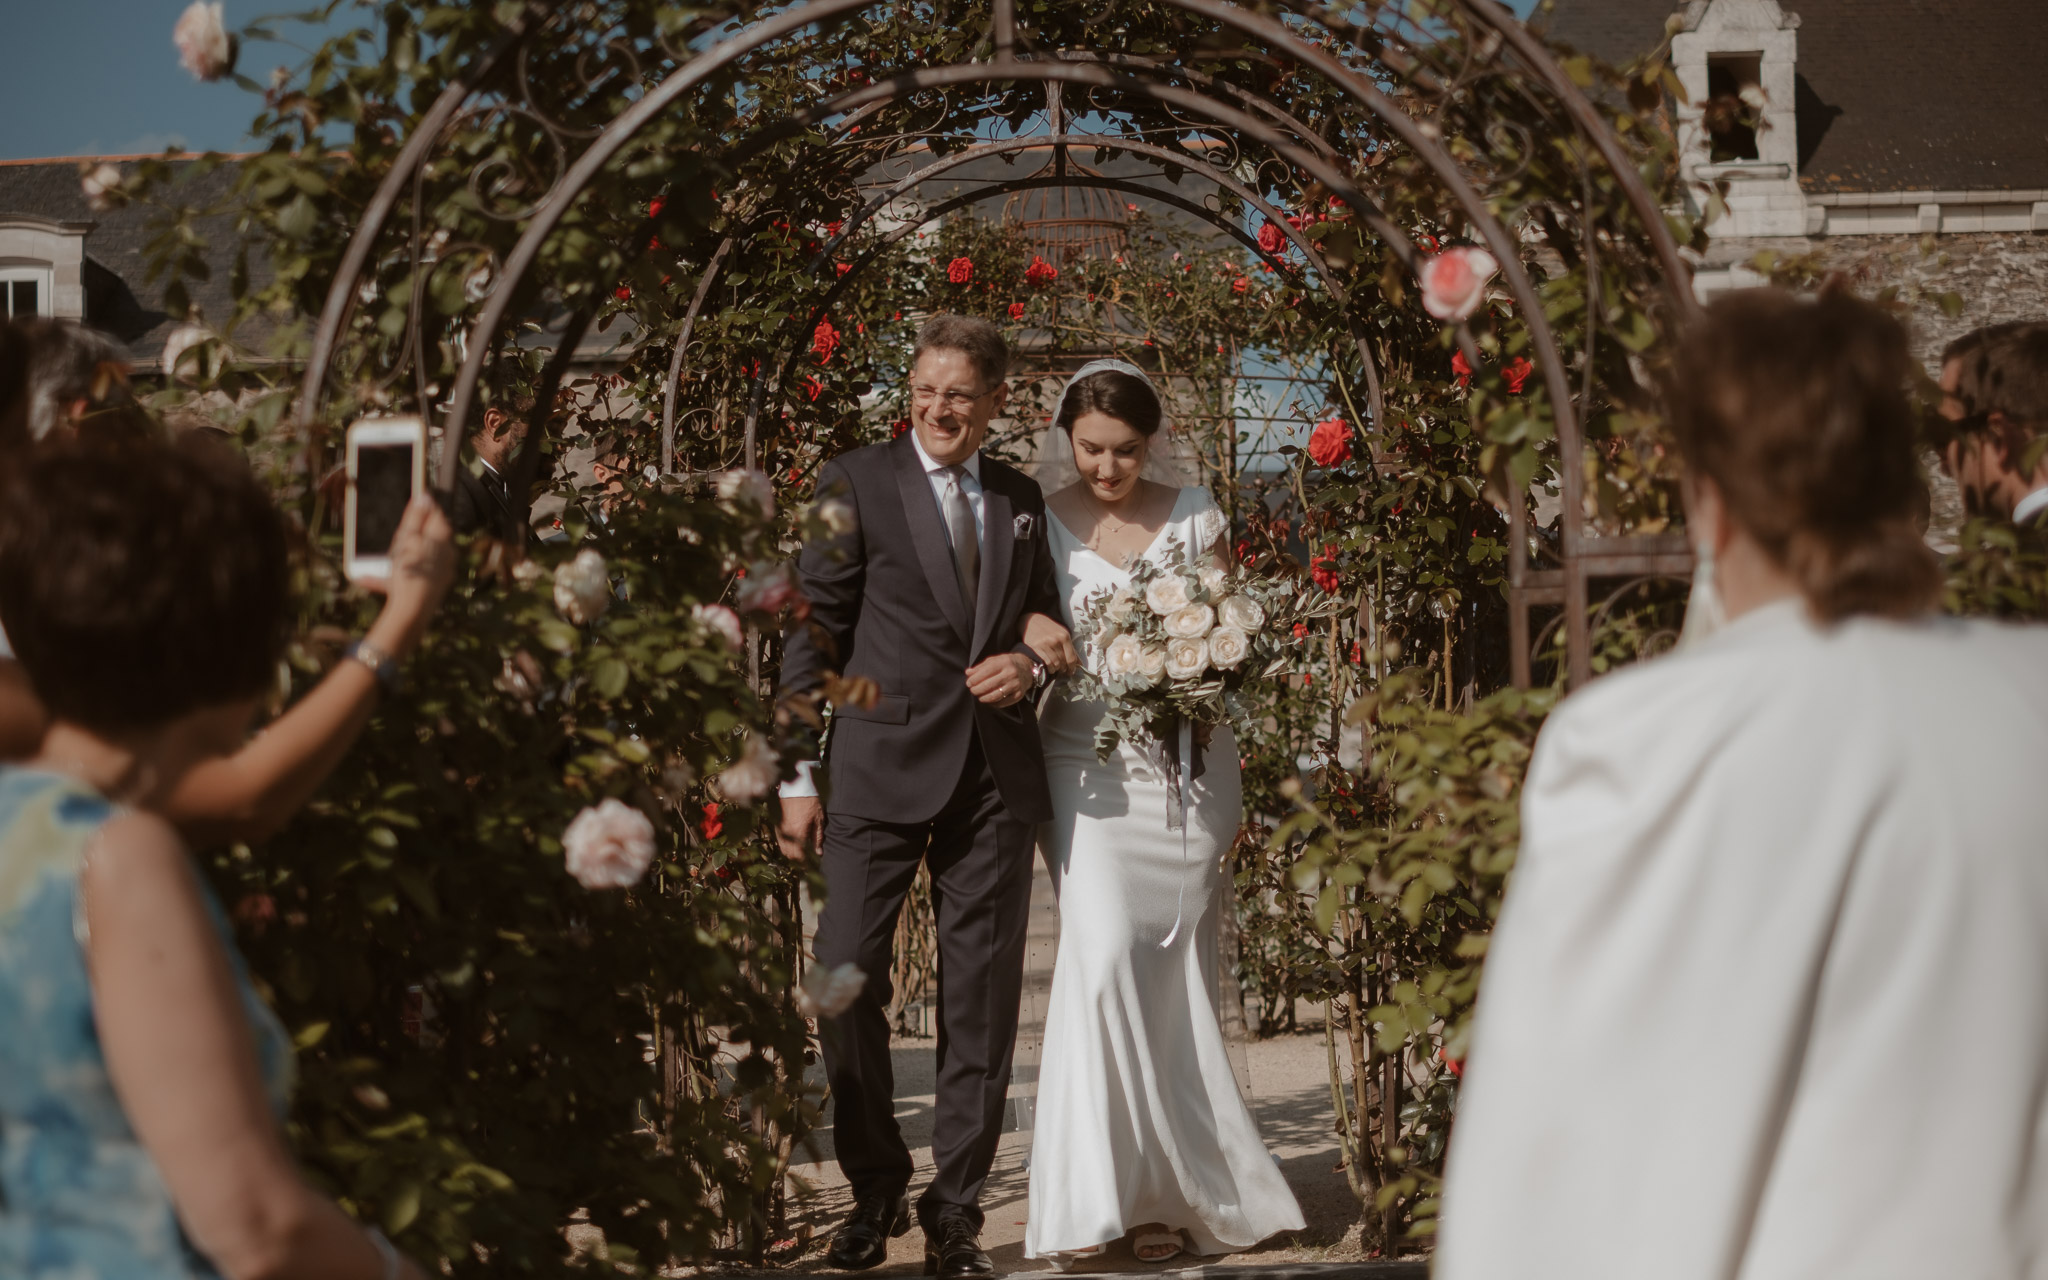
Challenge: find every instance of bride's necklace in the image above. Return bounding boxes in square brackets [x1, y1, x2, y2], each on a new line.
[1081, 488, 1146, 553]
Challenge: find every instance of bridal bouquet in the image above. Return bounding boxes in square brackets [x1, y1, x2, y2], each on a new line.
[1067, 543, 1340, 761]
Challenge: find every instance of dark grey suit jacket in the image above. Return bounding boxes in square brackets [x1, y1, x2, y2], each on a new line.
[780, 432, 1062, 824]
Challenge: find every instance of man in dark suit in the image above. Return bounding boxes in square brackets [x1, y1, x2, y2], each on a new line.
[778, 315, 1075, 1277]
[1940, 321, 2048, 535]
[447, 390, 531, 538]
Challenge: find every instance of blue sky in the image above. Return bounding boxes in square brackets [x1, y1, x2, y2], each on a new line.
[0, 0, 1543, 160]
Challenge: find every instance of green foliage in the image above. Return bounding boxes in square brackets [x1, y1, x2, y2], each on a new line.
[1945, 518, 2048, 619]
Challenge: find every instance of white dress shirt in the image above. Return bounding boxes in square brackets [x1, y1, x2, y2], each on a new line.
[2014, 483, 2048, 527]
[1437, 600, 2048, 1280]
[779, 436, 986, 801]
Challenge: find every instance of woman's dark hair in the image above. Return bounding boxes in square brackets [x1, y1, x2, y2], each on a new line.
[1054, 369, 1163, 437]
[1667, 285, 1941, 622]
[0, 434, 290, 733]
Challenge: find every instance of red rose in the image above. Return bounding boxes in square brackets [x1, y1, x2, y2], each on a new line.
[1008, 301, 1026, 320]
[892, 418, 910, 437]
[1503, 356, 1533, 395]
[812, 318, 840, 363]
[1256, 220, 1285, 255]
[834, 261, 852, 277]
[614, 285, 632, 301]
[804, 375, 825, 402]
[826, 220, 843, 238]
[1024, 254, 1058, 286]
[946, 257, 974, 284]
[1308, 416, 1352, 467]
[1292, 622, 1309, 640]
[1310, 545, 1341, 593]
[648, 196, 665, 218]
[1349, 641, 1363, 664]
[1232, 276, 1248, 294]
[1444, 1054, 1464, 1079]
[701, 803, 723, 840]
[1452, 349, 1473, 388]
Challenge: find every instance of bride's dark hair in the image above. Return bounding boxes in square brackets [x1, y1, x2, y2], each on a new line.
[1055, 369, 1162, 437]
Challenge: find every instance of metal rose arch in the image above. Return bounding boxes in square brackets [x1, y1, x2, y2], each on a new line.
[296, 0, 1700, 690]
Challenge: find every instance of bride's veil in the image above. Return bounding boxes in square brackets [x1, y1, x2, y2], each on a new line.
[1027, 358, 1201, 491]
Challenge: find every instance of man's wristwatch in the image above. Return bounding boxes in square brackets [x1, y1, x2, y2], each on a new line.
[1029, 657, 1048, 690]
[344, 638, 405, 695]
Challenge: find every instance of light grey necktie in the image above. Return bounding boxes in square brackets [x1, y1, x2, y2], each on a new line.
[939, 465, 980, 632]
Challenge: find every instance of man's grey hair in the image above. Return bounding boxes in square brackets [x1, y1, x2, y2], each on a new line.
[913, 313, 1010, 389]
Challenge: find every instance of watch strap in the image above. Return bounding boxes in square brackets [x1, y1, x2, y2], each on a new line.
[344, 639, 404, 695]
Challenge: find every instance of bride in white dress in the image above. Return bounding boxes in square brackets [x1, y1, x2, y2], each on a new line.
[1024, 361, 1304, 1266]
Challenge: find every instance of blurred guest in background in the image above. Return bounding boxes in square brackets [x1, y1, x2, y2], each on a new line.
[0, 316, 457, 846]
[447, 378, 534, 539]
[0, 435, 427, 1279]
[1937, 321, 2048, 529]
[1438, 287, 2048, 1280]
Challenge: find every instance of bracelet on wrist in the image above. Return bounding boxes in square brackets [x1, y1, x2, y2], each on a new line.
[344, 638, 405, 696]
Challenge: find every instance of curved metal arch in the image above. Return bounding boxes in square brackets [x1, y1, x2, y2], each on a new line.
[659, 125, 1385, 473]
[732, 167, 1371, 472]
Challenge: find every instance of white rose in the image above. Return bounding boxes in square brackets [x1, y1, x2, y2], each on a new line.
[1198, 565, 1227, 596]
[1134, 644, 1168, 688]
[1103, 633, 1144, 679]
[561, 798, 656, 890]
[553, 548, 610, 624]
[691, 603, 745, 650]
[1105, 587, 1139, 625]
[173, 1, 236, 82]
[1165, 636, 1209, 680]
[1144, 575, 1191, 616]
[814, 497, 856, 536]
[714, 732, 780, 803]
[79, 162, 124, 213]
[797, 962, 868, 1018]
[1217, 594, 1265, 632]
[1165, 604, 1214, 639]
[716, 467, 776, 518]
[1209, 626, 1250, 669]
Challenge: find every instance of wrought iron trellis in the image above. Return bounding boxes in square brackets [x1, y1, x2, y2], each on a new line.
[295, 0, 1701, 701]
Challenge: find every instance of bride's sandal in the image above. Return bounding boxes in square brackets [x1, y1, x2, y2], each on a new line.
[1132, 1231, 1187, 1265]
[1046, 1245, 1107, 1272]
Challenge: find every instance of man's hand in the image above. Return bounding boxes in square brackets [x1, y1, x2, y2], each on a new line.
[776, 794, 823, 862]
[1021, 612, 1080, 676]
[965, 653, 1035, 707]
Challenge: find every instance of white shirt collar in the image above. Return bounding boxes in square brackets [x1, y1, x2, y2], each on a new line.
[908, 429, 981, 481]
[2014, 485, 2048, 527]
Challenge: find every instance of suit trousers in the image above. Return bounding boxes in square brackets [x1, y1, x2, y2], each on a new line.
[814, 733, 1036, 1230]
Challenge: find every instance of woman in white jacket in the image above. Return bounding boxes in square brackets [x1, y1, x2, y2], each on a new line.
[1437, 286, 2048, 1280]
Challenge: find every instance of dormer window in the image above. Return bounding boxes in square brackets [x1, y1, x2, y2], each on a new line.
[0, 263, 52, 317]
[1704, 53, 1764, 162]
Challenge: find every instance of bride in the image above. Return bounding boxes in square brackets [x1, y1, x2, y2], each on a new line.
[1025, 361, 1304, 1266]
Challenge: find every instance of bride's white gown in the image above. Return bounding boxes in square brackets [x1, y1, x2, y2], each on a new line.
[1024, 486, 1304, 1258]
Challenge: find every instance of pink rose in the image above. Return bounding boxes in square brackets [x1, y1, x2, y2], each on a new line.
[692, 602, 745, 650]
[714, 732, 780, 803]
[80, 162, 124, 213]
[562, 798, 657, 890]
[1417, 246, 1498, 322]
[173, 1, 236, 82]
[735, 561, 801, 615]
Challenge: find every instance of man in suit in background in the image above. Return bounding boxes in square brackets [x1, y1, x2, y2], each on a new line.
[448, 384, 532, 539]
[1938, 321, 2048, 531]
[777, 314, 1076, 1279]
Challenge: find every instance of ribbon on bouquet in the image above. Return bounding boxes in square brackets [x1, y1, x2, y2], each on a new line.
[1147, 717, 1209, 949]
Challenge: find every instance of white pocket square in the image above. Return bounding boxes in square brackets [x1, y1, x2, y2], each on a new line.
[1013, 512, 1036, 539]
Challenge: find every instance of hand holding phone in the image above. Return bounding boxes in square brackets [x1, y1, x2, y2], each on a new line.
[345, 416, 426, 583]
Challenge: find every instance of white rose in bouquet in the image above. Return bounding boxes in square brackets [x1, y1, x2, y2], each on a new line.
[1135, 644, 1168, 686]
[1209, 626, 1250, 670]
[1165, 604, 1214, 639]
[1145, 575, 1192, 616]
[1106, 587, 1139, 625]
[553, 548, 610, 624]
[1217, 594, 1265, 632]
[561, 798, 657, 890]
[1164, 636, 1209, 680]
[1103, 633, 1144, 680]
[1199, 565, 1228, 596]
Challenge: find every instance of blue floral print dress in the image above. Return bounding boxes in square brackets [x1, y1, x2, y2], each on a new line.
[0, 767, 294, 1278]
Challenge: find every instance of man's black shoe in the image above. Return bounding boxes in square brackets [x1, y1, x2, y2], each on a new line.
[827, 1191, 910, 1271]
[922, 1213, 994, 1279]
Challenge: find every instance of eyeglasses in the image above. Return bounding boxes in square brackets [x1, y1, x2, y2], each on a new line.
[910, 384, 996, 412]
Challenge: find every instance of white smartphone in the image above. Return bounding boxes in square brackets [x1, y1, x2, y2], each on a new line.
[344, 415, 426, 583]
